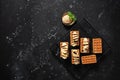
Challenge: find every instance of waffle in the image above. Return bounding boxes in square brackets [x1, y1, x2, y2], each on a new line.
[80, 38, 90, 53]
[92, 38, 102, 53]
[71, 49, 80, 65]
[70, 31, 79, 47]
[60, 42, 69, 59]
[81, 55, 97, 64]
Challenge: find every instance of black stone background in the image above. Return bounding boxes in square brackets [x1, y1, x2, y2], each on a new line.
[0, 0, 120, 80]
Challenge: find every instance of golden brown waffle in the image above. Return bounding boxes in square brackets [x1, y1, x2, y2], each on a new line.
[70, 31, 79, 47]
[60, 42, 69, 59]
[92, 38, 102, 53]
[80, 38, 90, 53]
[71, 49, 80, 65]
[81, 55, 97, 64]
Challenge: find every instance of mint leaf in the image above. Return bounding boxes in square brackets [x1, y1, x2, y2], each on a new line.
[67, 11, 77, 21]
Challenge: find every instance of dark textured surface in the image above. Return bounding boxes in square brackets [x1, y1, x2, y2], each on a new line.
[0, 0, 120, 80]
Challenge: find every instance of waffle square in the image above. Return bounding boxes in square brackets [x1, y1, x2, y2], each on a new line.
[71, 49, 80, 65]
[70, 31, 79, 47]
[92, 38, 102, 53]
[80, 38, 90, 53]
[60, 42, 69, 59]
[81, 55, 97, 64]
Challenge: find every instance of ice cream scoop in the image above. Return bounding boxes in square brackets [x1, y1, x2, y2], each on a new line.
[62, 11, 76, 26]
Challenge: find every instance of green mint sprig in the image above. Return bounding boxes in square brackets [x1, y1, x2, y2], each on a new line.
[67, 11, 77, 21]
